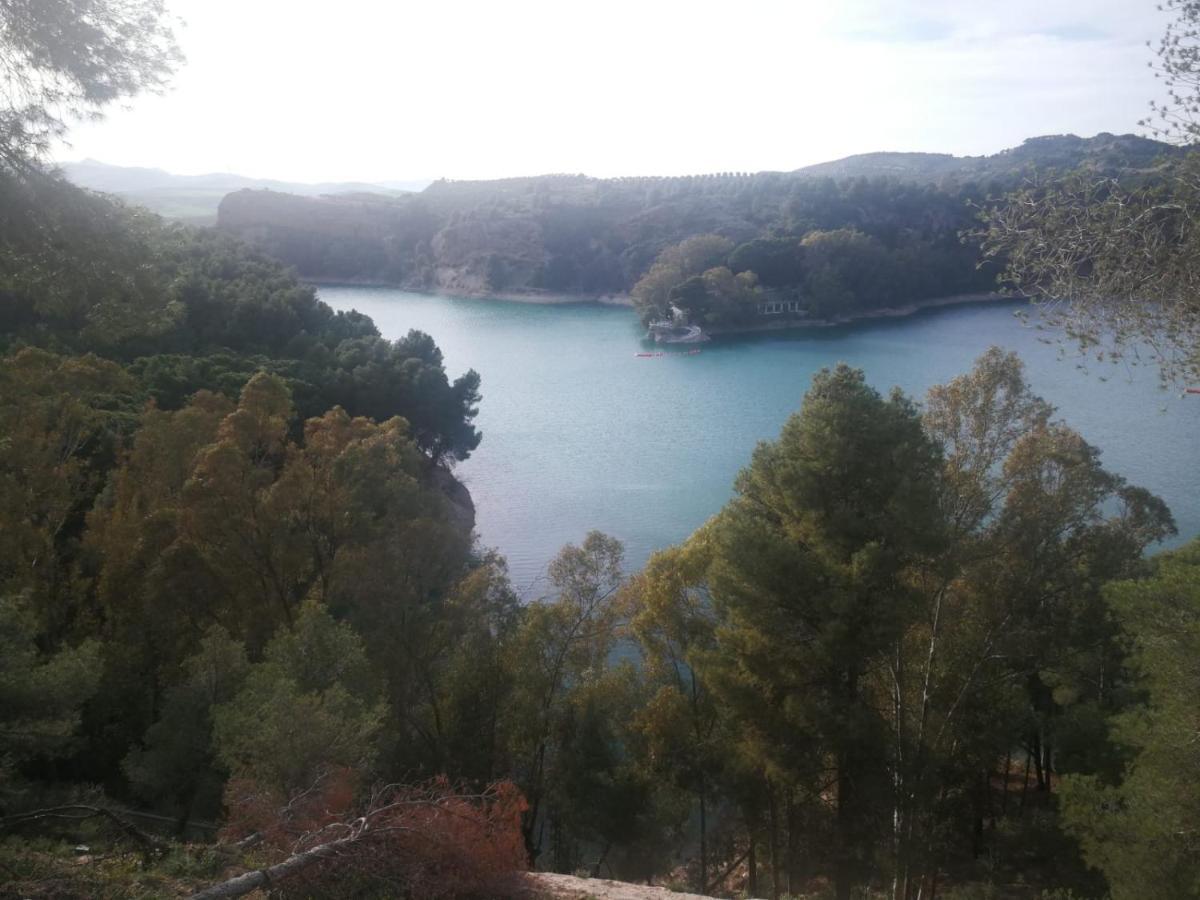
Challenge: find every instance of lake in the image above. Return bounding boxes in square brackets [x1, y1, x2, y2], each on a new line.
[320, 287, 1200, 596]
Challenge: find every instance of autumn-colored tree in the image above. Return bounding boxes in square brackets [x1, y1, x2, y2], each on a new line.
[0, 348, 135, 639]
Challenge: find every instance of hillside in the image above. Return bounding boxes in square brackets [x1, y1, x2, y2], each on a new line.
[215, 133, 1177, 300]
[791, 132, 1175, 180]
[59, 159, 429, 223]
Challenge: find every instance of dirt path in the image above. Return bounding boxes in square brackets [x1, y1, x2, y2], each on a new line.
[520, 872, 722, 899]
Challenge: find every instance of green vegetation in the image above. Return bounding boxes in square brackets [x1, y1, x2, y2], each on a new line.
[620, 350, 1178, 899]
[0, 169, 482, 464]
[632, 224, 964, 328]
[217, 133, 1173, 320]
[1059, 543, 1200, 900]
[980, 1, 1200, 385]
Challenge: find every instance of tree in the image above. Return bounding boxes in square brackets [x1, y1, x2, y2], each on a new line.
[668, 266, 760, 327]
[504, 532, 628, 864]
[979, 0, 1200, 385]
[631, 234, 733, 324]
[0, 348, 135, 639]
[0, 0, 180, 167]
[328, 332, 482, 464]
[123, 626, 249, 832]
[0, 171, 180, 346]
[884, 348, 1174, 897]
[630, 537, 730, 893]
[728, 237, 805, 288]
[1059, 541, 1200, 900]
[84, 371, 472, 788]
[699, 364, 945, 900]
[212, 600, 384, 800]
[0, 591, 98, 778]
[630, 350, 1176, 898]
[800, 228, 896, 318]
[421, 555, 521, 784]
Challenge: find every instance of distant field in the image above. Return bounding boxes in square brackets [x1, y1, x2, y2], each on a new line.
[59, 159, 429, 222]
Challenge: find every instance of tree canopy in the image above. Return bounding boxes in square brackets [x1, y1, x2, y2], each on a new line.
[980, 0, 1200, 385]
[0, 0, 180, 167]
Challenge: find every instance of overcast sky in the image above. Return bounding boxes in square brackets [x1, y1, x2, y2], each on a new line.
[57, 0, 1171, 183]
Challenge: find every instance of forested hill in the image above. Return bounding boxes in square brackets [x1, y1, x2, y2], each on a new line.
[216, 132, 1176, 300]
[790, 132, 1174, 180]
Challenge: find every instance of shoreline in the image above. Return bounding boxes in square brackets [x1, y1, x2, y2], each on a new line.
[304, 275, 633, 307]
[308, 277, 1018, 327]
[704, 292, 1023, 337]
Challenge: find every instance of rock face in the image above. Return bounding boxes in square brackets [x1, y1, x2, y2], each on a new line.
[431, 464, 476, 534]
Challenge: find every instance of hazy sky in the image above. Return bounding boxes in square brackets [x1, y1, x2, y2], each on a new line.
[58, 0, 1171, 183]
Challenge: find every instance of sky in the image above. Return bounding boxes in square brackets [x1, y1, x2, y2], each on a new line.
[57, 0, 1172, 183]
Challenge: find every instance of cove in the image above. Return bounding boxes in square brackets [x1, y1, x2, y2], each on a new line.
[319, 287, 1200, 596]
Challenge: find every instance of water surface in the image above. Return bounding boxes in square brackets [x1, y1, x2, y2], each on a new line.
[320, 287, 1200, 595]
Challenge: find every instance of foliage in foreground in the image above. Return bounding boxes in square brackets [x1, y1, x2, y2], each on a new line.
[979, 0, 1200, 386]
[1059, 542, 1200, 900]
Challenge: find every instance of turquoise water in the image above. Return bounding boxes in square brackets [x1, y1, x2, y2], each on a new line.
[319, 287, 1200, 596]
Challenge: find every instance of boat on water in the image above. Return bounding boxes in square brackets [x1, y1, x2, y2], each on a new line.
[634, 348, 702, 358]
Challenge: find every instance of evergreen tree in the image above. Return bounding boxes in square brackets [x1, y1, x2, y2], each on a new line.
[1060, 541, 1200, 900]
[700, 364, 945, 900]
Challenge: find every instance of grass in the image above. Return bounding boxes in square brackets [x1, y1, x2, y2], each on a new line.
[0, 835, 231, 899]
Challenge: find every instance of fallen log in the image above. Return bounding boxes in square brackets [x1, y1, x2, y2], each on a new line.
[189, 831, 358, 900]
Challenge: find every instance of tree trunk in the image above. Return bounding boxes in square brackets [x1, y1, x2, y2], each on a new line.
[786, 793, 799, 894]
[1019, 750, 1032, 813]
[1000, 748, 1012, 816]
[189, 832, 356, 899]
[1042, 740, 1053, 795]
[698, 780, 708, 894]
[836, 759, 854, 900]
[835, 670, 860, 900]
[768, 784, 781, 900]
[748, 830, 758, 898]
[590, 841, 611, 878]
[1031, 731, 1047, 793]
[971, 771, 985, 859]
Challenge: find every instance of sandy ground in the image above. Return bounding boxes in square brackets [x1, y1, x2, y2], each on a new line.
[519, 872, 728, 899]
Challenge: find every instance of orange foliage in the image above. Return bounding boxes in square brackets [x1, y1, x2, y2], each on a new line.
[222, 772, 529, 899]
[221, 766, 361, 848]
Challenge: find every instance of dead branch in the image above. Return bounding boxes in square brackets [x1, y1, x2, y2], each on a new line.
[189, 830, 361, 899]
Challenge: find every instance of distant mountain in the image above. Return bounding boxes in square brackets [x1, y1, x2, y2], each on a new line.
[58, 159, 431, 223]
[213, 132, 1178, 300]
[791, 132, 1177, 181]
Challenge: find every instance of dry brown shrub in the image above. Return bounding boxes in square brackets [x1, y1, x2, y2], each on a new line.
[221, 771, 529, 898]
